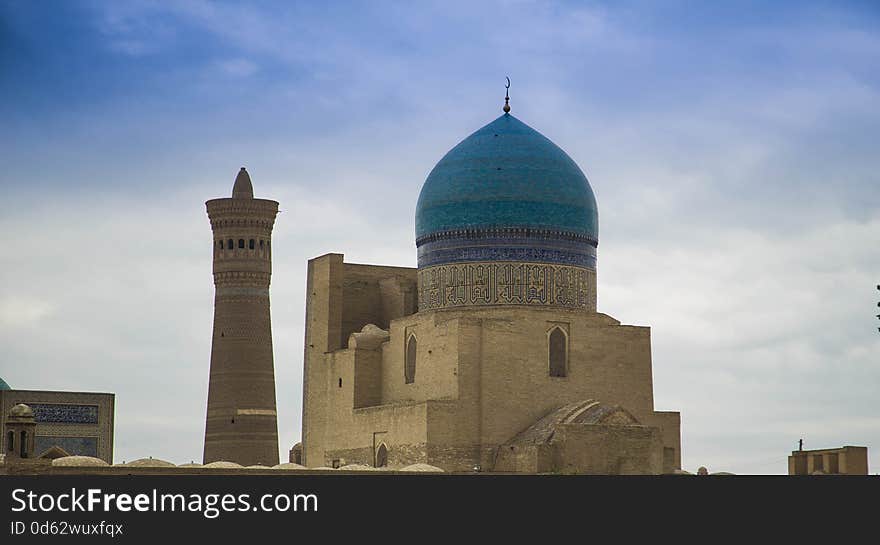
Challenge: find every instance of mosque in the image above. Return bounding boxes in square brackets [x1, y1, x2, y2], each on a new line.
[0, 93, 681, 475]
[6, 93, 876, 477]
[297, 95, 682, 474]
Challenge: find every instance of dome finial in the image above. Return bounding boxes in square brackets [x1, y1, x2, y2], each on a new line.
[503, 77, 511, 113]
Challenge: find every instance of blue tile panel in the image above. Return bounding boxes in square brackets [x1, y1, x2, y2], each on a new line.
[29, 404, 98, 424]
[415, 113, 598, 241]
[417, 227, 597, 269]
[418, 261, 594, 310]
[35, 436, 98, 458]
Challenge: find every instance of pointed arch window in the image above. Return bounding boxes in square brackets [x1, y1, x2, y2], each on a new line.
[405, 334, 417, 384]
[549, 327, 568, 377]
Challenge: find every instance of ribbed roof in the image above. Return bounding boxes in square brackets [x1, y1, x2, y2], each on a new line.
[505, 400, 640, 447]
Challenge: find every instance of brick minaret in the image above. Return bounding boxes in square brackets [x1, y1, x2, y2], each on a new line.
[203, 167, 279, 466]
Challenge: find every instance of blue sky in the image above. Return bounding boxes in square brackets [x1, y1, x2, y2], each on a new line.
[1, 0, 878, 473]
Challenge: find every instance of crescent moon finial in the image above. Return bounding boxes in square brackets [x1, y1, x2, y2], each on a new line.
[503, 76, 511, 113]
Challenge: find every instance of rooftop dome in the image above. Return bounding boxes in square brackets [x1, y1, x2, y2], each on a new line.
[339, 463, 381, 471]
[414, 111, 600, 312]
[202, 461, 243, 469]
[400, 463, 444, 472]
[504, 400, 640, 448]
[0, 377, 10, 390]
[124, 457, 176, 468]
[52, 456, 109, 467]
[8, 403, 33, 419]
[415, 113, 598, 243]
[273, 462, 306, 470]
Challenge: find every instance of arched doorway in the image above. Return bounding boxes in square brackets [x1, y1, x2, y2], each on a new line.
[375, 443, 388, 468]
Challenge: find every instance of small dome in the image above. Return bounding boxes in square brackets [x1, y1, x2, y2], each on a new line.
[347, 324, 390, 350]
[8, 403, 33, 418]
[416, 113, 598, 243]
[400, 463, 444, 472]
[53, 456, 109, 467]
[0, 377, 10, 390]
[273, 462, 306, 470]
[504, 400, 639, 448]
[232, 167, 254, 199]
[202, 461, 243, 469]
[339, 464, 381, 471]
[177, 462, 203, 468]
[124, 457, 175, 468]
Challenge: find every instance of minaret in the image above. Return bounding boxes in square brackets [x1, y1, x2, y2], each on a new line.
[203, 167, 280, 466]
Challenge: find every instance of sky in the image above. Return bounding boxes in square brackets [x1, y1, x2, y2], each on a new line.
[1, 0, 878, 474]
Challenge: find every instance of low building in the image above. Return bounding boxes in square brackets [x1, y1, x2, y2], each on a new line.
[0, 380, 115, 464]
[788, 446, 868, 475]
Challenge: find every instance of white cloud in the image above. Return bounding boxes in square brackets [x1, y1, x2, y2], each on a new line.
[600, 215, 880, 473]
[0, 297, 55, 328]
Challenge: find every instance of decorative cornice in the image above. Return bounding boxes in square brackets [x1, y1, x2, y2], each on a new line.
[416, 226, 598, 247]
[416, 227, 598, 269]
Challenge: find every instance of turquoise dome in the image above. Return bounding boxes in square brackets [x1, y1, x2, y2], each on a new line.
[0, 377, 10, 390]
[415, 113, 598, 242]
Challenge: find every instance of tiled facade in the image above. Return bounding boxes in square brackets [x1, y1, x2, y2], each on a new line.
[0, 390, 114, 463]
[417, 261, 596, 311]
[416, 227, 597, 269]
